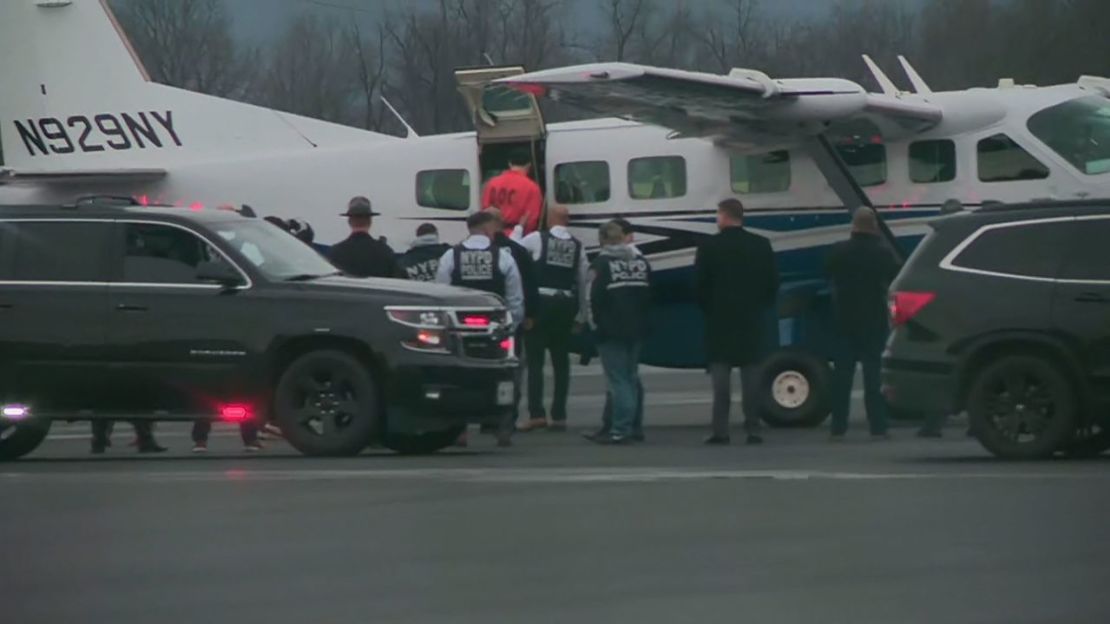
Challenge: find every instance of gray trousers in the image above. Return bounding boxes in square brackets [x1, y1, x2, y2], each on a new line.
[709, 362, 762, 437]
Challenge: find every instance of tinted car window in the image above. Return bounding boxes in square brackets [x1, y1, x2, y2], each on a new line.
[0, 220, 112, 281]
[951, 220, 1073, 279]
[122, 223, 223, 284]
[1059, 217, 1110, 281]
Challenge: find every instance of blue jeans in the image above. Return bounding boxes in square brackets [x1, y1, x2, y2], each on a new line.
[831, 343, 888, 436]
[601, 377, 643, 436]
[598, 340, 642, 439]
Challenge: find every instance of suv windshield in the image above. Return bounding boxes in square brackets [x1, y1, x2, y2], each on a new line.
[212, 220, 337, 281]
[1028, 95, 1110, 175]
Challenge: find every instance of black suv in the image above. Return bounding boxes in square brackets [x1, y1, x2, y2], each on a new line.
[883, 201, 1110, 459]
[0, 202, 516, 459]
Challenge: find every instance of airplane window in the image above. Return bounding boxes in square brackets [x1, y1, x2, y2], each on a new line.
[828, 120, 887, 187]
[482, 86, 533, 115]
[416, 170, 471, 211]
[122, 223, 221, 284]
[628, 156, 687, 200]
[909, 140, 957, 183]
[1028, 96, 1110, 176]
[555, 161, 611, 204]
[731, 151, 791, 193]
[977, 134, 1049, 182]
[2, 221, 112, 282]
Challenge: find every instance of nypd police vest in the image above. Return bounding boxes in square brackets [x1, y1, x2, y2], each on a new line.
[398, 243, 449, 282]
[450, 245, 506, 296]
[536, 231, 582, 295]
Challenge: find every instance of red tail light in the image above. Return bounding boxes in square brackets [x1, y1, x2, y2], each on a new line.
[890, 291, 935, 327]
[220, 404, 252, 422]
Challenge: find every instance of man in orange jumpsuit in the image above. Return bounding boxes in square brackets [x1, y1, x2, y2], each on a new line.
[481, 150, 543, 236]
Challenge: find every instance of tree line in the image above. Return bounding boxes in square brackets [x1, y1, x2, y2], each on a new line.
[72, 0, 1110, 138]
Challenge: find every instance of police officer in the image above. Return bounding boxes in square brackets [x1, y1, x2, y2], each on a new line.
[327, 196, 399, 278]
[435, 211, 525, 447]
[398, 223, 450, 282]
[519, 205, 588, 432]
[587, 220, 653, 445]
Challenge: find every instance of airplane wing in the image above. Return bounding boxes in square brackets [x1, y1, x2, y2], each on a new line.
[0, 168, 167, 186]
[498, 62, 942, 148]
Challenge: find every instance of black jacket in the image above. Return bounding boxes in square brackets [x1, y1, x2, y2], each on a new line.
[328, 232, 399, 278]
[694, 226, 779, 366]
[825, 232, 900, 347]
[495, 233, 540, 321]
[589, 245, 652, 343]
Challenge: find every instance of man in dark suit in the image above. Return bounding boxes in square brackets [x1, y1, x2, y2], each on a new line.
[825, 207, 900, 440]
[694, 198, 779, 445]
[327, 196, 399, 278]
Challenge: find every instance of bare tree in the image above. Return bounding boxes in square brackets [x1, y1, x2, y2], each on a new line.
[597, 0, 653, 62]
[111, 0, 256, 98]
[260, 14, 361, 125]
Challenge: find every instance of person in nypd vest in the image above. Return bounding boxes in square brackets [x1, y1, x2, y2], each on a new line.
[587, 220, 653, 445]
[517, 205, 589, 432]
[398, 223, 450, 282]
[435, 210, 525, 447]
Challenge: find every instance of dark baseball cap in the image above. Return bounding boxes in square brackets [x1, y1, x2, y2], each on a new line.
[341, 196, 380, 217]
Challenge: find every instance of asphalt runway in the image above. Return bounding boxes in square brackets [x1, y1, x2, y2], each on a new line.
[3, 367, 1109, 624]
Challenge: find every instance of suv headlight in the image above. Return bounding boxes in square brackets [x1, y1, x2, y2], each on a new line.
[385, 308, 449, 329]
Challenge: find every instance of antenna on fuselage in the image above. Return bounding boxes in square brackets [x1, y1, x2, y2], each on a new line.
[897, 56, 933, 95]
[380, 96, 420, 139]
[862, 55, 898, 95]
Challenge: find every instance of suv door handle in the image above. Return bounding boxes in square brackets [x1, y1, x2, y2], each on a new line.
[1074, 292, 1108, 304]
[115, 303, 149, 312]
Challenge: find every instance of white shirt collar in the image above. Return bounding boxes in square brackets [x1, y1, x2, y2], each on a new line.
[548, 225, 571, 239]
[462, 234, 492, 249]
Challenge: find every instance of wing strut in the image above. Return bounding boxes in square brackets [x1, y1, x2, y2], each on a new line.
[803, 135, 905, 263]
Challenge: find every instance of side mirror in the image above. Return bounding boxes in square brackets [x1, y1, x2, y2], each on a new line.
[196, 261, 244, 287]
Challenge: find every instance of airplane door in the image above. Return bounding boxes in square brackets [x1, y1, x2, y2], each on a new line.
[455, 66, 548, 189]
[1052, 216, 1110, 406]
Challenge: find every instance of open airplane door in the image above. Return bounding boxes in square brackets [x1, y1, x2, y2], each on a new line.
[455, 66, 548, 189]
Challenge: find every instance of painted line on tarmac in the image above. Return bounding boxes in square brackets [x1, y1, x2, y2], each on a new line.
[1, 467, 1106, 485]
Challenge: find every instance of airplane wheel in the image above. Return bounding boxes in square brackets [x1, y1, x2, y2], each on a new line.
[757, 350, 831, 428]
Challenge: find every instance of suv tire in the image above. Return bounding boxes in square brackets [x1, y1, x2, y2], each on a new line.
[384, 426, 466, 455]
[967, 354, 1076, 460]
[757, 350, 831, 428]
[0, 420, 52, 461]
[273, 350, 378, 457]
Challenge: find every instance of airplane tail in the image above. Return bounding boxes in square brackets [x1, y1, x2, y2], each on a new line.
[0, 0, 392, 173]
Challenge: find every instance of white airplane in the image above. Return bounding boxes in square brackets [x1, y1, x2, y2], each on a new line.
[4, 0, 1110, 425]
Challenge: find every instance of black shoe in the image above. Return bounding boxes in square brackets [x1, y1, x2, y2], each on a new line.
[91, 441, 107, 454]
[137, 441, 168, 453]
[704, 435, 731, 446]
[581, 429, 609, 442]
[746, 434, 764, 446]
[593, 434, 632, 446]
[496, 432, 513, 448]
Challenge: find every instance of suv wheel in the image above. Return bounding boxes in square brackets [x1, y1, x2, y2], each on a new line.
[757, 350, 831, 428]
[384, 426, 466, 455]
[273, 350, 378, 457]
[0, 419, 52, 461]
[967, 355, 1076, 459]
